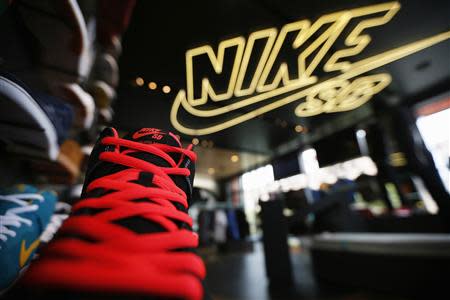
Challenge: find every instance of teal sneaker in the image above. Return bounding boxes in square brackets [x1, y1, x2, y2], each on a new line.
[0, 185, 57, 292]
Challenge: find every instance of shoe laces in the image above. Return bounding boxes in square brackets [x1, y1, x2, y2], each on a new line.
[64, 135, 197, 245]
[22, 136, 205, 300]
[0, 193, 44, 249]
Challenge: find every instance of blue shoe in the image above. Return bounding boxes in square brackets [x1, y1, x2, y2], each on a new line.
[0, 185, 57, 292]
[0, 72, 74, 160]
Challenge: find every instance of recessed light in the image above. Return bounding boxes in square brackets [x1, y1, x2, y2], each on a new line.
[148, 82, 157, 90]
[192, 138, 199, 145]
[295, 125, 304, 133]
[231, 154, 239, 163]
[135, 77, 144, 86]
[162, 85, 171, 93]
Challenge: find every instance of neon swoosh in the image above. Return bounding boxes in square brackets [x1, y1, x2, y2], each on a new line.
[171, 30, 450, 136]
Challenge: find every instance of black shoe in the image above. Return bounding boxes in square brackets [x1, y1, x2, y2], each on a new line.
[10, 127, 206, 300]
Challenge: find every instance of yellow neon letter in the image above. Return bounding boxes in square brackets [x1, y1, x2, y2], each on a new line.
[234, 28, 277, 97]
[185, 37, 245, 106]
[324, 2, 401, 72]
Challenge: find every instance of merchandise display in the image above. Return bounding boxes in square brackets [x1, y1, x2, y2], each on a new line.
[0, 0, 449, 299]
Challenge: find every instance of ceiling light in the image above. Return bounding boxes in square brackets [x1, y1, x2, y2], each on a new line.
[295, 125, 304, 133]
[231, 154, 239, 163]
[201, 140, 209, 147]
[356, 129, 366, 138]
[135, 77, 144, 86]
[192, 138, 199, 145]
[162, 85, 171, 93]
[148, 82, 157, 90]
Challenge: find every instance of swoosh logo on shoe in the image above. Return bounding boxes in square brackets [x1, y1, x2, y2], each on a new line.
[19, 238, 41, 268]
[132, 128, 165, 140]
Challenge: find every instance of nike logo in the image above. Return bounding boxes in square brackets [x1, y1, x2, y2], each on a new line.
[132, 128, 165, 140]
[169, 1, 450, 136]
[19, 238, 40, 268]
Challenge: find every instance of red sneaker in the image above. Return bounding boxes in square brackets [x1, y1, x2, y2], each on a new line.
[21, 127, 206, 300]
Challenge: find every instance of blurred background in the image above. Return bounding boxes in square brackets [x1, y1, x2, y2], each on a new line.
[1, 0, 449, 299]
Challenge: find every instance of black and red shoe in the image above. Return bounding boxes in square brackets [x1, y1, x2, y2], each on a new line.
[17, 127, 206, 300]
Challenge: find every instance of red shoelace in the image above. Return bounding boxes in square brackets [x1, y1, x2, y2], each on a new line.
[23, 134, 206, 300]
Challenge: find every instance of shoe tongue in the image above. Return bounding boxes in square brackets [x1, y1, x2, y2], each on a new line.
[125, 128, 181, 148]
[84, 128, 194, 202]
[122, 128, 182, 167]
[79, 127, 196, 235]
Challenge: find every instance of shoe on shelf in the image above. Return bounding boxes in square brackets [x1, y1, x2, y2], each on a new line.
[0, 185, 57, 292]
[12, 127, 206, 300]
[17, 0, 91, 84]
[29, 139, 84, 184]
[88, 80, 116, 109]
[0, 72, 73, 160]
[87, 39, 122, 109]
[100, 36, 123, 61]
[91, 52, 119, 88]
[53, 83, 95, 130]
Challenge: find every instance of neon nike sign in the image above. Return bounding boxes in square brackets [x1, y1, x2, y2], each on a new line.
[170, 1, 450, 136]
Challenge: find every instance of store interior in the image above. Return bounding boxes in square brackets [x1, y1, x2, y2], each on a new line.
[0, 0, 449, 299]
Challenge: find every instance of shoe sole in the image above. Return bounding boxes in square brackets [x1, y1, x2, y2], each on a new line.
[30, 140, 83, 184]
[0, 76, 59, 160]
[0, 264, 30, 296]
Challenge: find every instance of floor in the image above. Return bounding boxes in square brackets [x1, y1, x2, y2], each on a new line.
[202, 242, 409, 300]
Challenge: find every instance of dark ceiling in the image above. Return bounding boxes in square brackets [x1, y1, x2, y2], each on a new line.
[113, 0, 450, 155]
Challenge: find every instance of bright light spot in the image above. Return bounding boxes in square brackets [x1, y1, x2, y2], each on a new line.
[295, 125, 304, 133]
[417, 108, 450, 192]
[148, 82, 157, 90]
[231, 154, 239, 163]
[135, 77, 144, 86]
[356, 129, 366, 138]
[242, 165, 275, 191]
[301, 148, 320, 174]
[162, 85, 171, 93]
[192, 138, 199, 145]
